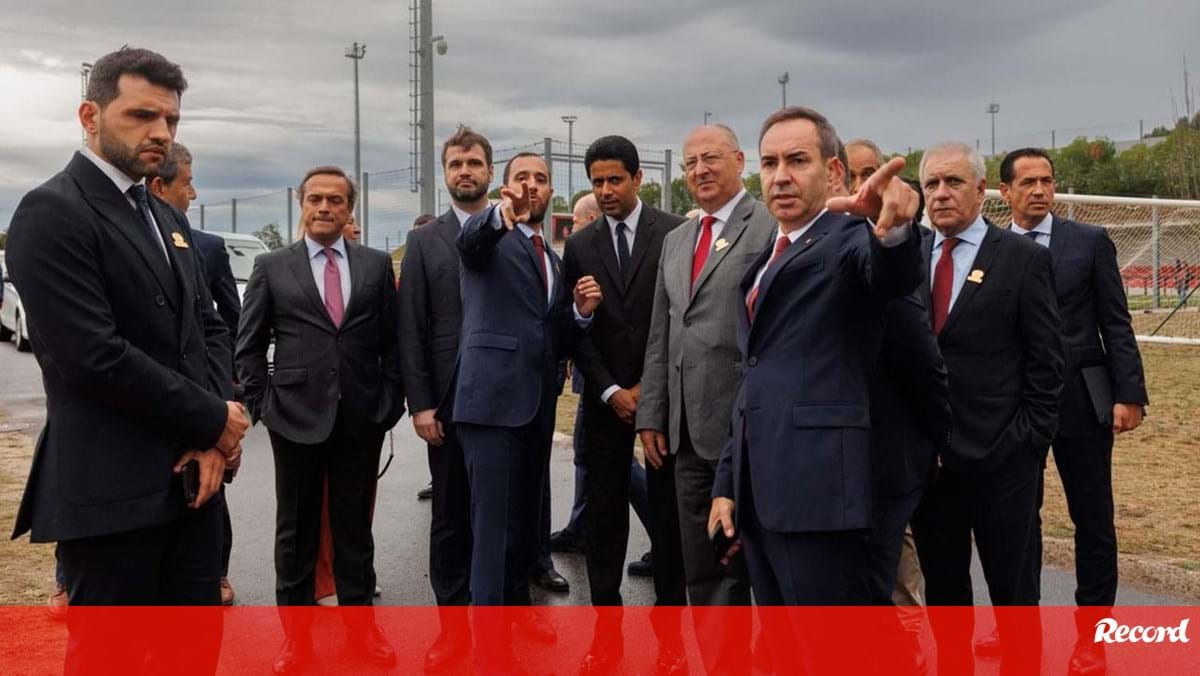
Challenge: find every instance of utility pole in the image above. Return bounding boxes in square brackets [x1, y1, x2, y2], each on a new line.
[412, 0, 446, 216]
[778, 72, 789, 108]
[986, 102, 1000, 157]
[703, 110, 712, 125]
[345, 42, 366, 223]
[562, 115, 577, 201]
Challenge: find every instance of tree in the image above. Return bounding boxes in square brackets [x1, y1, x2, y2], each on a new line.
[551, 196, 568, 214]
[670, 177, 696, 215]
[254, 222, 285, 250]
[0, 230, 7, 250]
[743, 173, 763, 201]
[570, 189, 592, 209]
[639, 182, 662, 209]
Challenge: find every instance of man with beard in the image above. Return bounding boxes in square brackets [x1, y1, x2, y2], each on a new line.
[453, 153, 602, 671]
[6, 47, 248, 675]
[399, 126, 493, 671]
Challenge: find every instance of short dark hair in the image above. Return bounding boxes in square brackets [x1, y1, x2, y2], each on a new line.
[298, 165, 357, 208]
[835, 139, 850, 189]
[442, 125, 493, 167]
[758, 106, 840, 161]
[502, 152, 549, 184]
[413, 213, 436, 228]
[1000, 147, 1055, 184]
[151, 142, 192, 185]
[584, 135, 640, 179]
[86, 47, 188, 108]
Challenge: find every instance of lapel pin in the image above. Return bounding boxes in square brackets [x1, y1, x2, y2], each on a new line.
[171, 232, 189, 249]
[967, 269, 984, 284]
[804, 238, 812, 245]
[714, 238, 730, 251]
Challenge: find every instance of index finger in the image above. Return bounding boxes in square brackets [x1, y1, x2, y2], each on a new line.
[864, 156, 907, 192]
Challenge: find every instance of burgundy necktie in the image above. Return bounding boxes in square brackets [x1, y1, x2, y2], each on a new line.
[746, 235, 791, 321]
[322, 248, 345, 327]
[931, 237, 959, 335]
[691, 215, 716, 289]
[531, 233, 549, 294]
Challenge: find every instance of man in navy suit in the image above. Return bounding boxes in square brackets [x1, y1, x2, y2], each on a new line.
[1000, 147, 1147, 675]
[453, 152, 602, 670]
[708, 106, 923, 671]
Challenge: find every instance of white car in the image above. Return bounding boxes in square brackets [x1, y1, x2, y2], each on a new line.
[205, 231, 271, 302]
[0, 252, 32, 352]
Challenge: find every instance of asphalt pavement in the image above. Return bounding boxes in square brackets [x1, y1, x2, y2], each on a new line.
[0, 339, 1184, 607]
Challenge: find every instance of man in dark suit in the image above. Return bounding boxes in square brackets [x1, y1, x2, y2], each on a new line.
[909, 142, 1064, 676]
[453, 153, 602, 670]
[399, 126, 493, 671]
[149, 141, 243, 607]
[1000, 147, 1147, 675]
[707, 107, 922, 671]
[237, 165, 404, 673]
[561, 136, 687, 674]
[6, 47, 248, 675]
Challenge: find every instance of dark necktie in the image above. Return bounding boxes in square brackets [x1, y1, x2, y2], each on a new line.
[531, 233, 549, 295]
[1023, 229, 1039, 242]
[931, 237, 960, 335]
[691, 215, 716, 290]
[616, 222, 631, 273]
[746, 235, 791, 321]
[127, 184, 168, 262]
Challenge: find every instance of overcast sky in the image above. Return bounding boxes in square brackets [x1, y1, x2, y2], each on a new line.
[1, 0, 1197, 244]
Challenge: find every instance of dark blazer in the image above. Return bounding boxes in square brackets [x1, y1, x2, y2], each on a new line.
[1044, 215, 1147, 437]
[191, 229, 241, 338]
[562, 205, 686, 396]
[713, 213, 924, 532]
[7, 152, 232, 542]
[869, 292, 952, 499]
[919, 224, 1064, 472]
[236, 238, 404, 444]
[399, 209, 463, 413]
[451, 206, 583, 428]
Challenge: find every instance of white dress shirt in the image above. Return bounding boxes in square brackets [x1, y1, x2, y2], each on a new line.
[1011, 212, 1053, 248]
[748, 209, 826, 297]
[605, 198, 643, 257]
[305, 234, 352, 307]
[452, 202, 485, 227]
[695, 188, 747, 253]
[930, 215, 988, 312]
[80, 145, 169, 262]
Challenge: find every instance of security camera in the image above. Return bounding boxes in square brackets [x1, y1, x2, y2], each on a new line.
[436, 40, 447, 56]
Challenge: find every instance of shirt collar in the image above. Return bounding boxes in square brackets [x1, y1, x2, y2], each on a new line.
[777, 208, 827, 243]
[1011, 211, 1053, 238]
[516, 223, 545, 240]
[701, 189, 747, 225]
[80, 145, 144, 198]
[451, 202, 484, 227]
[933, 214, 988, 249]
[305, 234, 347, 259]
[605, 198, 643, 235]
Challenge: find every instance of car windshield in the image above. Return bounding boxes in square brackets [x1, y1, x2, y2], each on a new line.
[226, 242, 268, 282]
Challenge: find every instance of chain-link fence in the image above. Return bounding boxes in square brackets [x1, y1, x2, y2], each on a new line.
[981, 190, 1200, 343]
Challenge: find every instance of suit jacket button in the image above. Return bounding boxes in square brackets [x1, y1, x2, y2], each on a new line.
[155, 294, 165, 306]
[330, 368, 337, 374]
[181, 353, 188, 360]
[684, 318, 693, 327]
[748, 357, 758, 367]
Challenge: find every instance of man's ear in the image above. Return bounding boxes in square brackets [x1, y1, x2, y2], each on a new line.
[148, 176, 164, 198]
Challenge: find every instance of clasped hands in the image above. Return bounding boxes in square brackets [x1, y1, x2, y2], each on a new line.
[174, 401, 249, 509]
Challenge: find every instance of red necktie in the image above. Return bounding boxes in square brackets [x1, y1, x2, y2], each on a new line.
[322, 248, 345, 327]
[691, 216, 716, 289]
[931, 237, 959, 335]
[531, 233, 549, 293]
[746, 235, 791, 321]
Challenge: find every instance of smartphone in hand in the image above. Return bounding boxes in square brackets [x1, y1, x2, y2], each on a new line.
[710, 522, 738, 567]
[181, 459, 200, 505]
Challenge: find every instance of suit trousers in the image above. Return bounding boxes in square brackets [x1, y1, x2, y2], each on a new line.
[911, 447, 1042, 676]
[269, 409, 384, 613]
[866, 487, 924, 605]
[566, 397, 651, 537]
[674, 410, 752, 673]
[427, 423, 473, 607]
[59, 495, 224, 676]
[1039, 429, 1118, 609]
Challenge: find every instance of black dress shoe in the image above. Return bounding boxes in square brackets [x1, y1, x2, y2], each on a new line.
[626, 551, 653, 577]
[656, 643, 688, 676]
[549, 528, 585, 554]
[514, 609, 558, 644]
[532, 568, 570, 593]
[349, 624, 397, 667]
[272, 636, 312, 675]
[1068, 640, 1106, 676]
[974, 627, 1001, 657]
[417, 481, 434, 500]
[579, 643, 624, 675]
[424, 627, 470, 672]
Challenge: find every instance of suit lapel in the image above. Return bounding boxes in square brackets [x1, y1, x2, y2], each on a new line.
[146, 199, 193, 340]
[287, 240, 337, 332]
[591, 219, 624, 298]
[622, 208, 655, 293]
[920, 229, 935, 324]
[341, 242, 369, 322]
[515, 229, 550, 314]
[68, 154, 179, 307]
[690, 194, 755, 304]
[436, 209, 462, 251]
[940, 225, 1004, 337]
[751, 214, 832, 327]
[1049, 214, 1071, 271]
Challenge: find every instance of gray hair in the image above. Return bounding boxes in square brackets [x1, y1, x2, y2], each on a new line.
[846, 138, 884, 164]
[920, 142, 986, 183]
[150, 142, 192, 184]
